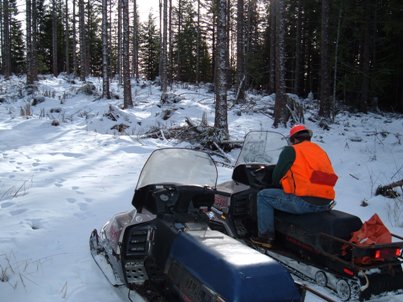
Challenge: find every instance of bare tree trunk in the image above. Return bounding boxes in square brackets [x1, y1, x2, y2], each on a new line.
[319, 0, 331, 118]
[177, 0, 182, 75]
[122, 0, 133, 108]
[72, 0, 78, 76]
[168, 0, 173, 85]
[65, 0, 70, 73]
[3, 0, 11, 78]
[0, 0, 3, 74]
[268, 1, 276, 94]
[196, 0, 200, 84]
[235, 0, 245, 103]
[132, 0, 139, 79]
[117, 0, 122, 84]
[211, 1, 216, 83]
[26, 0, 33, 84]
[214, 0, 229, 139]
[359, 0, 372, 113]
[32, 0, 38, 81]
[160, 0, 168, 101]
[102, 0, 110, 98]
[26, 0, 38, 84]
[85, 1, 90, 76]
[52, 0, 58, 76]
[273, 0, 287, 127]
[293, 0, 302, 95]
[332, 7, 342, 119]
[226, 0, 231, 90]
[79, 0, 86, 81]
[159, 0, 162, 81]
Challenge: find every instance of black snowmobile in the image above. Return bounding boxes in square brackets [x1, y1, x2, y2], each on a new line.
[89, 148, 304, 302]
[208, 131, 403, 301]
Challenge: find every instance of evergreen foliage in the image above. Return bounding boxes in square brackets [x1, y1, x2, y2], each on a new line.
[0, 0, 402, 112]
[139, 13, 160, 81]
[9, 0, 24, 74]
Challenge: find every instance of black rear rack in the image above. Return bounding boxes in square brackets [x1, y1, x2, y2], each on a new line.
[318, 232, 403, 271]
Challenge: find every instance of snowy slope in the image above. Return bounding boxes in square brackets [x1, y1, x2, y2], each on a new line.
[0, 75, 402, 302]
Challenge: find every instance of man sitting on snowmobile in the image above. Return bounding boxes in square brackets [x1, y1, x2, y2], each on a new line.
[251, 124, 338, 248]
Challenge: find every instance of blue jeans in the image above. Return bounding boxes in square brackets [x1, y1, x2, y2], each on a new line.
[256, 189, 330, 237]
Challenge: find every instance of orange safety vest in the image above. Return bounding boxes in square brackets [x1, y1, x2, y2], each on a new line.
[280, 141, 338, 199]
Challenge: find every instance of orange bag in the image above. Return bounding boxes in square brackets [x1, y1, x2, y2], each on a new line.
[344, 214, 392, 264]
[350, 214, 391, 245]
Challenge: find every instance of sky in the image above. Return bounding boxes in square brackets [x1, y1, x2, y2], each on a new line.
[0, 75, 402, 302]
[137, 0, 160, 21]
[15, 0, 161, 24]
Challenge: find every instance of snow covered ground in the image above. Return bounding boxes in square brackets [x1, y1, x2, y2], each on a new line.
[0, 75, 402, 302]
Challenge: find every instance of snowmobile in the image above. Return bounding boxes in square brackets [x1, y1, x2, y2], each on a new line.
[89, 148, 304, 302]
[207, 131, 403, 301]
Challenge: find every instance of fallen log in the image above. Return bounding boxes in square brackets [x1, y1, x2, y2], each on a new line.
[375, 179, 403, 198]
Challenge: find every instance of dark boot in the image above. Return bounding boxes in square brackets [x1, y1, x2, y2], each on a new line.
[250, 233, 275, 249]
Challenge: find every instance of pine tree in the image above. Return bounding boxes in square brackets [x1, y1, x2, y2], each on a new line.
[139, 13, 160, 80]
[9, 0, 24, 74]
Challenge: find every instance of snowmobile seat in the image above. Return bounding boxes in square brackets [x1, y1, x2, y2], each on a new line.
[232, 164, 276, 189]
[275, 210, 363, 253]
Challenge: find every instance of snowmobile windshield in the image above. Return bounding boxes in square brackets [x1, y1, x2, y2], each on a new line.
[136, 148, 218, 189]
[236, 131, 288, 166]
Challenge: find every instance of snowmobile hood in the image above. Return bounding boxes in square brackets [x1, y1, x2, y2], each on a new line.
[136, 148, 218, 190]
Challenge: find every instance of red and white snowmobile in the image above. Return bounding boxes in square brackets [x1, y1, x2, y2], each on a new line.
[208, 131, 403, 301]
[89, 147, 304, 302]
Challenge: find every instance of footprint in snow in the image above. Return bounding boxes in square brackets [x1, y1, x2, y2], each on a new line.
[67, 198, 76, 203]
[54, 178, 65, 187]
[1, 201, 15, 208]
[78, 202, 88, 211]
[27, 218, 43, 230]
[10, 208, 28, 216]
[72, 186, 84, 195]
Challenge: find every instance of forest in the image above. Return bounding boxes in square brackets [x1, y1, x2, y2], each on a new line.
[1, 0, 403, 127]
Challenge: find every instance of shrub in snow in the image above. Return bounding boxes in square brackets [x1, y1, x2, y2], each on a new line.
[77, 82, 97, 95]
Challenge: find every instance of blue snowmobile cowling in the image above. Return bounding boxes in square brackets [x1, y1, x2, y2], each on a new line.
[90, 147, 304, 302]
[167, 229, 301, 302]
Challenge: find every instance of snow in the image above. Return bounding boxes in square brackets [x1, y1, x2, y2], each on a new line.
[0, 75, 402, 302]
